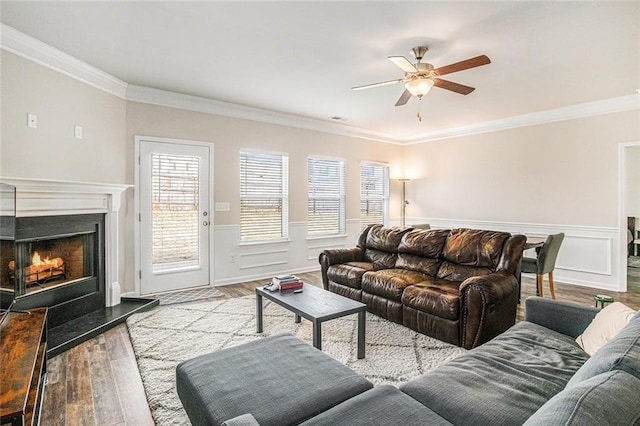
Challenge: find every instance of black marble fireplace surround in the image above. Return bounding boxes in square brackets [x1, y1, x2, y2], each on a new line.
[2, 213, 157, 356]
[5, 214, 105, 327]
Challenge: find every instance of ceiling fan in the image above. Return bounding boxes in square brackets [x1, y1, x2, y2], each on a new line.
[352, 46, 491, 106]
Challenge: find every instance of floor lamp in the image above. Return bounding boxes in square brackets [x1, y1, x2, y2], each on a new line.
[399, 178, 410, 227]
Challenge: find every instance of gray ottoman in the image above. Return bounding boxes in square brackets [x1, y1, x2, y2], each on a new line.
[176, 334, 373, 426]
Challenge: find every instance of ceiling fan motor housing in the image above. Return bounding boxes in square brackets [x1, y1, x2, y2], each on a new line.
[412, 46, 428, 61]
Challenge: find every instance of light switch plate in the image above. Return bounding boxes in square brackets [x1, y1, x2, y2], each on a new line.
[215, 202, 230, 212]
[27, 113, 37, 128]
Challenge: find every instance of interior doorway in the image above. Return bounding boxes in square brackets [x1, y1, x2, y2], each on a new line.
[620, 142, 640, 293]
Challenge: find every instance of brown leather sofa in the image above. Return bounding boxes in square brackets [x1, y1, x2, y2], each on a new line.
[319, 225, 527, 349]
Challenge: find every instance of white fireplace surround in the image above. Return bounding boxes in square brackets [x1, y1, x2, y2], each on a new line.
[0, 177, 132, 307]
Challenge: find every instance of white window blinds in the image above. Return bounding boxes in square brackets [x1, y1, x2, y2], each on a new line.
[240, 151, 289, 241]
[360, 162, 389, 229]
[308, 157, 345, 236]
[151, 153, 200, 271]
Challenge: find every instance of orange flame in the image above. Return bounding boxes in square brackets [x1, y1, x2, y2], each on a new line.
[31, 251, 61, 268]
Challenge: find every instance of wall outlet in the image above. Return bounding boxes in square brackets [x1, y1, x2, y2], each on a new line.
[74, 125, 83, 139]
[27, 113, 37, 128]
[230, 254, 236, 263]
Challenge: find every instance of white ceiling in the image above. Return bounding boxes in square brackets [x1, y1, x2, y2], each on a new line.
[1, 1, 638, 141]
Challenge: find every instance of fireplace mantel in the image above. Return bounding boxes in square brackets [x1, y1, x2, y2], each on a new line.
[0, 177, 132, 307]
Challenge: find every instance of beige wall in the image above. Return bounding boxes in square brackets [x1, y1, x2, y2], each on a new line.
[4, 48, 640, 293]
[126, 101, 403, 225]
[1, 50, 130, 291]
[1, 51, 127, 182]
[403, 111, 640, 227]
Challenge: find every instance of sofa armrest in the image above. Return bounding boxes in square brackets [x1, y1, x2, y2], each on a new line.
[459, 272, 518, 349]
[320, 248, 365, 265]
[319, 248, 365, 289]
[524, 296, 598, 338]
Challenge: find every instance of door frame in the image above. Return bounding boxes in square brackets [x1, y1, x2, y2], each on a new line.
[618, 140, 640, 293]
[134, 135, 215, 296]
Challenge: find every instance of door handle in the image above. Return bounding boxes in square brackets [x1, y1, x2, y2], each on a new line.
[203, 221, 209, 226]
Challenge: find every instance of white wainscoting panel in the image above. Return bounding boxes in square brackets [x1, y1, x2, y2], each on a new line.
[212, 220, 362, 286]
[214, 217, 622, 292]
[410, 217, 623, 292]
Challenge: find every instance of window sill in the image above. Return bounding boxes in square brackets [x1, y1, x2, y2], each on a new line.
[238, 238, 291, 247]
[306, 234, 348, 241]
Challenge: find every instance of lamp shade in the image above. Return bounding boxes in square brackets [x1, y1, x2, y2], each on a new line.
[405, 78, 434, 98]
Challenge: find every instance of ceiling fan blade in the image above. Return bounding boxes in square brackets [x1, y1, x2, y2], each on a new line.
[395, 89, 412, 106]
[433, 78, 475, 95]
[388, 56, 418, 73]
[351, 79, 403, 91]
[434, 55, 491, 76]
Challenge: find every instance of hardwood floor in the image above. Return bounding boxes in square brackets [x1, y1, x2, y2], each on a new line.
[40, 270, 640, 425]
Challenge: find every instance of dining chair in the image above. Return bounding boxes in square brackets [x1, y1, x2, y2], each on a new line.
[413, 224, 431, 229]
[521, 233, 565, 299]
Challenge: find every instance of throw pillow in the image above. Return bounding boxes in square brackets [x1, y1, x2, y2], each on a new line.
[575, 302, 636, 355]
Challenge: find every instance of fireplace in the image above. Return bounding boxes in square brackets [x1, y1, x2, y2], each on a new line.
[1, 178, 158, 356]
[2, 214, 105, 328]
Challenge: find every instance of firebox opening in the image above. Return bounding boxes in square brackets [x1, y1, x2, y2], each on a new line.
[4, 232, 96, 297]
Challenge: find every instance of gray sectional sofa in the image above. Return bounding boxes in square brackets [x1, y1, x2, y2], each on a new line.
[176, 297, 640, 425]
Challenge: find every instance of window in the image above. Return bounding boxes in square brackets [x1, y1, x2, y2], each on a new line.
[308, 157, 345, 236]
[240, 151, 289, 241]
[360, 162, 389, 229]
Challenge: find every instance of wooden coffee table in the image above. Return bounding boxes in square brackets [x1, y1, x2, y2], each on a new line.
[256, 283, 367, 359]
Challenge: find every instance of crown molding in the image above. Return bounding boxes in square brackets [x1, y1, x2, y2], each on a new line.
[0, 23, 128, 99]
[2, 24, 637, 144]
[403, 94, 640, 144]
[125, 85, 399, 144]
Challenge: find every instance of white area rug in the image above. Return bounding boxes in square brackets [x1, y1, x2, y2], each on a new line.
[126, 296, 467, 425]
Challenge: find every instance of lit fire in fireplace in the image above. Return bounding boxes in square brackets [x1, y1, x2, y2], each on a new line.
[31, 251, 63, 268]
[8, 252, 66, 285]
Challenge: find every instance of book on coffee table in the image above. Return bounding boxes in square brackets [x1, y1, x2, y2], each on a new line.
[279, 280, 303, 292]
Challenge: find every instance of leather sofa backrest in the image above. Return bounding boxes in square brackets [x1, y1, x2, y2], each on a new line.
[362, 225, 412, 268]
[396, 229, 449, 274]
[437, 229, 511, 281]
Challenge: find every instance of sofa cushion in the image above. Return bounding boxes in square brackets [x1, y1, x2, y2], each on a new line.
[442, 228, 509, 268]
[365, 225, 411, 252]
[176, 334, 373, 426]
[567, 313, 640, 387]
[402, 278, 461, 320]
[398, 228, 449, 257]
[361, 269, 430, 301]
[524, 370, 640, 425]
[300, 385, 453, 426]
[399, 321, 589, 426]
[396, 254, 442, 276]
[327, 262, 376, 289]
[436, 261, 492, 282]
[363, 225, 411, 268]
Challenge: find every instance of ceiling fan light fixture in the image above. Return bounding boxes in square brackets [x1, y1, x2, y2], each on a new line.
[405, 78, 434, 98]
